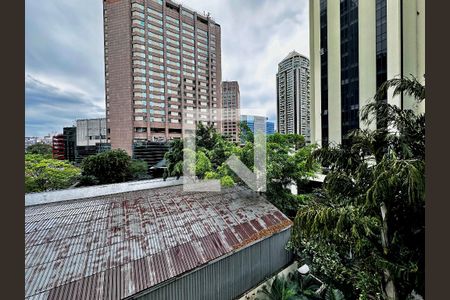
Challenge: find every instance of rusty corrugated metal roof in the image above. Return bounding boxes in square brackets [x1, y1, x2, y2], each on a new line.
[25, 185, 292, 300]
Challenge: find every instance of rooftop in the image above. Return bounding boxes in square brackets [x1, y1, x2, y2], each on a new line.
[25, 184, 292, 299]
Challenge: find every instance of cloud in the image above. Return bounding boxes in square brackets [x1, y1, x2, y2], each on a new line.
[25, 0, 309, 135]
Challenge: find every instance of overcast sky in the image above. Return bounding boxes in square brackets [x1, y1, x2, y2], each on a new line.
[25, 0, 309, 137]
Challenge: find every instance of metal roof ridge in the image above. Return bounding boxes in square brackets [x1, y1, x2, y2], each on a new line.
[25, 177, 183, 207]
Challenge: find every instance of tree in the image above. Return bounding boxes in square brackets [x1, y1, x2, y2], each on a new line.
[25, 154, 81, 193]
[291, 77, 425, 299]
[81, 149, 145, 184]
[257, 275, 300, 300]
[26, 143, 52, 156]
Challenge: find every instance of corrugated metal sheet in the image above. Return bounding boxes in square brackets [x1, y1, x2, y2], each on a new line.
[25, 185, 292, 300]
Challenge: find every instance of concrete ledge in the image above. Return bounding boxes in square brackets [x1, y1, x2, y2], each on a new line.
[25, 177, 183, 206]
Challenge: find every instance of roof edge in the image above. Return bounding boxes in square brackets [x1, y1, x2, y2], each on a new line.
[25, 177, 183, 207]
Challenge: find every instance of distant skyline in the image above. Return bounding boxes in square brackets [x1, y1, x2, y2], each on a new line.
[25, 0, 309, 136]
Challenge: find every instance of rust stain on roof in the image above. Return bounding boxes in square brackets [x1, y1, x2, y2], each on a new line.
[25, 185, 291, 300]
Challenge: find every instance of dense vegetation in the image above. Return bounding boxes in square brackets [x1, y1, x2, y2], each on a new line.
[26, 142, 52, 155]
[290, 77, 425, 299]
[164, 76, 425, 299]
[25, 154, 81, 193]
[80, 149, 148, 185]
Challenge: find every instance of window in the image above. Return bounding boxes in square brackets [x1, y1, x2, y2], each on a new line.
[149, 86, 165, 93]
[148, 7, 163, 18]
[182, 36, 194, 44]
[167, 60, 180, 67]
[183, 23, 194, 31]
[132, 27, 145, 35]
[166, 23, 179, 32]
[133, 59, 146, 66]
[133, 36, 145, 43]
[150, 117, 165, 122]
[166, 15, 180, 25]
[182, 11, 194, 19]
[132, 3, 144, 10]
[134, 76, 146, 82]
[134, 108, 147, 113]
[148, 16, 163, 26]
[183, 44, 195, 51]
[148, 40, 164, 48]
[150, 93, 164, 100]
[166, 30, 179, 39]
[167, 38, 180, 46]
[148, 31, 163, 41]
[133, 52, 146, 59]
[132, 11, 145, 19]
[133, 44, 146, 51]
[134, 92, 147, 98]
[134, 100, 146, 105]
[132, 19, 145, 26]
[148, 47, 164, 56]
[167, 52, 179, 60]
[166, 45, 180, 53]
[134, 84, 147, 90]
[134, 116, 148, 121]
[183, 29, 194, 38]
[148, 23, 163, 33]
[134, 127, 147, 133]
[149, 78, 165, 85]
[148, 55, 164, 63]
[150, 101, 165, 108]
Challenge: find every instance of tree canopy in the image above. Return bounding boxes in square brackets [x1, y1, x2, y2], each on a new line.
[291, 76, 425, 299]
[25, 154, 81, 193]
[26, 143, 52, 156]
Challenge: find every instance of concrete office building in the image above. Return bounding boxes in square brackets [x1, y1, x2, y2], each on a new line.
[103, 0, 222, 155]
[222, 81, 240, 143]
[276, 51, 311, 143]
[309, 0, 425, 146]
[76, 118, 107, 147]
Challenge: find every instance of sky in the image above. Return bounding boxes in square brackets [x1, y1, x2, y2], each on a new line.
[25, 0, 309, 137]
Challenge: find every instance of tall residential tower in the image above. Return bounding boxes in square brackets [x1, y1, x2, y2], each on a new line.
[276, 51, 311, 143]
[222, 81, 240, 143]
[309, 0, 425, 146]
[103, 0, 222, 155]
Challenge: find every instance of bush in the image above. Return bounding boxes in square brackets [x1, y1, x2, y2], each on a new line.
[25, 154, 81, 193]
[130, 159, 149, 179]
[81, 149, 133, 184]
[220, 175, 235, 187]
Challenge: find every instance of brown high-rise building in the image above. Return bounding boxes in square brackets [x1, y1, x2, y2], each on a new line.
[221, 81, 240, 143]
[103, 0, 222, 155]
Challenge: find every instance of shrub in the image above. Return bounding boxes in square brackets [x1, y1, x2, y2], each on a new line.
[81, 149, 133, 184]
[130, 159, 149, 179]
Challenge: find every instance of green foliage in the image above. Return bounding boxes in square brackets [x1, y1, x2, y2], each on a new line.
[195, 151, 212, 179]
[129, 159, 149, 180]
[291, 77, 425, 299]
[257, 275, 300, 300]
[240, 121, 254, 143]
[324, 289, 345, 300]
[220, 175, 235, 187]
[81, 149, 135, 184]
[164, 139, 184, 179]
[163, 123, 318, 218]
[25, 154, 81, 193]
[256, 272, 343, 300]
[26, 143, 52, 156]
